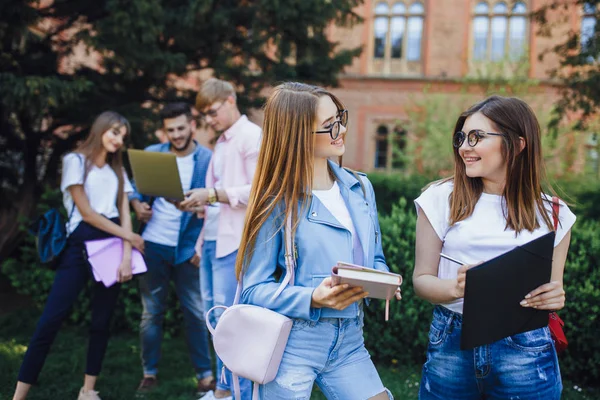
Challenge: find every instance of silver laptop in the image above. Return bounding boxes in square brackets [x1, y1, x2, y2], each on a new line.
[127, 149, 185, 201]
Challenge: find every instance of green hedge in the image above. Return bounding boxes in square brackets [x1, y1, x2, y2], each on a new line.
[364, 197, 600, 385]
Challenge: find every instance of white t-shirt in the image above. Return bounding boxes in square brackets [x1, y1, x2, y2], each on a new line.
[203, 141, 224, 241]
[143, 151, 195, 246]
[61, 153, 133, 235]
[313, 181, 364, 266]
[414, 180, 576, 314]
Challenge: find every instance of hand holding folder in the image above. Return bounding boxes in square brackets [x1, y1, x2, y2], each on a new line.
[85, 238, 147, 288]
[460, 232, 555, 350]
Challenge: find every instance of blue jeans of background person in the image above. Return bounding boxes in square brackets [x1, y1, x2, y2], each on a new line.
[259, 308, 393, 399]
[419, 305, 562, 400]
[139, 241, 212, 380]
[18, 219, 122, 384]
[201, 241, 251, 399]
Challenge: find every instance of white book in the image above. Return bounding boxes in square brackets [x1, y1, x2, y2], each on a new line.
[331, 262, 402, 301]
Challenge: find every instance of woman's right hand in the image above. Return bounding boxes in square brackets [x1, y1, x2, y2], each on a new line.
[311, 277, 368, 310]
[128, 233, 145, 254]
[452, 263, 481, 299]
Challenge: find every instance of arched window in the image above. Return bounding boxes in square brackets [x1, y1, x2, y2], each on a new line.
[472, 1, 528, 62]
[509, 2, 528, 60]
[581, 3, 597, 55]
[374, 123, 407, 170]
[371, 1, 425, 75]
[374, 125, 389, 168]
[374, 3, 389, 59]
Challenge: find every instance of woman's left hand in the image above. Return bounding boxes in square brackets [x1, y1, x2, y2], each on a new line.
[395, 287, 402, 301]
[520, 281, 565, 310]
[117, 259, 133, 283]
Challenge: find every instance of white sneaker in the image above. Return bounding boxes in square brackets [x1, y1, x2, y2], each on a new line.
[77, 387, 101, 400]
[198, 390, 233, 400]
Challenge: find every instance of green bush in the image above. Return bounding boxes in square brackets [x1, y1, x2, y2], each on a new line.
[363, 199, 432, 369]
[367, 173, 432, 215]
[365, 197, 600, 385]
[558, 218, 600, 384]
[1, 186, 184, 337]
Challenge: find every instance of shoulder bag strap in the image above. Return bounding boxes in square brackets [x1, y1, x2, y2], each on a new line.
[233, 213, 295, 305]
[552, 196, 560, 231]
[344, 167, 366, 200]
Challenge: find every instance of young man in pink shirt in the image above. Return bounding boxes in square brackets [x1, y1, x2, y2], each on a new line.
[179, 78, 260, 400]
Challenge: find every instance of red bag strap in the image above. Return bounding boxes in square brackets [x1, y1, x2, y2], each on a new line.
[551, 196, 560, 231]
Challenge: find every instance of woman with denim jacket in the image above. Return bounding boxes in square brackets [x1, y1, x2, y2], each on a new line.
[237, 82, 401, 400]
[12, 111, 145, 400]
[413, 96, 576, 400]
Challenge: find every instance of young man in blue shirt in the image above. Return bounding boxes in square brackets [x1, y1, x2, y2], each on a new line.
[129, 103, 215, 397]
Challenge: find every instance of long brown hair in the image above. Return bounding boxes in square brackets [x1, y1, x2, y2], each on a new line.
[235, 82, 346, 279]
[447, 95, 554, 233]
[74, 111, 130, 214]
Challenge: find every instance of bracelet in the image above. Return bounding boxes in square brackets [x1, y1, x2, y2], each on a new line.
[207, 188, 217, 205]
[214, 188, 220, 202]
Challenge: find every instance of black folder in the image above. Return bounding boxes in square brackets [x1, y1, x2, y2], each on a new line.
[460, 232, 554, 350]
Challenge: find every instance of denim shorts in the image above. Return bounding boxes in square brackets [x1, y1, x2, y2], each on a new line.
[259, 311, 393, 400]
[419, 305, 562, 400]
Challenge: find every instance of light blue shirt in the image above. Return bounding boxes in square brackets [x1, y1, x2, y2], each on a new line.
[240, 161, 389, 321]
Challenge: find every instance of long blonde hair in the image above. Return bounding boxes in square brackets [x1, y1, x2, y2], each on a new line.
[74, 111, 130, 213]
[235, 82, 346, 279]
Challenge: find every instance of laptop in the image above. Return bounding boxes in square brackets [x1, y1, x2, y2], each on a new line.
[127, 149, 185, 201]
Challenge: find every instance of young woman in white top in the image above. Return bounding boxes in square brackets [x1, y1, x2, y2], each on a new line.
[413, 95, 576, 400]
[13, 111, 145, 400]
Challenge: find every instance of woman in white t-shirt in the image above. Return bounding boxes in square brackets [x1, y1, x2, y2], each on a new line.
[413, 96, 575, 400]
[13, 111, 145, 400]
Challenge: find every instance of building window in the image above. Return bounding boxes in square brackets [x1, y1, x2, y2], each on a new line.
[472, 1, 528, 62]
[581, 3, 597, 56]
[371, 1, 425, 76]
[374, 123, 407, 170]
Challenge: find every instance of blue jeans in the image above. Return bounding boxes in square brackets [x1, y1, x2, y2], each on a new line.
[259, 310, 392, 399]
[419, 305, 562, 400]
[18, 219, 121, 384]
[201, 241, 251, 398]
[139, 241, 212, 379]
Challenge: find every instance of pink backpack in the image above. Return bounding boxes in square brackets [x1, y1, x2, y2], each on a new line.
[206, 215, 296, 400]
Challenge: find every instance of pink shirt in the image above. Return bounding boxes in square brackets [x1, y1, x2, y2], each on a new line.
[195, 115, 261, 258]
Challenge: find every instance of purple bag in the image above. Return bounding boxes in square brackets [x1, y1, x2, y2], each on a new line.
[206, 215, 295, 400]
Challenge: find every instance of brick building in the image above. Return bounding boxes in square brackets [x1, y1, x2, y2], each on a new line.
[312, 0, 598, 173]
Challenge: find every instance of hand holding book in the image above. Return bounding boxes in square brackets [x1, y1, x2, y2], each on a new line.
[310, 277, 369, 310]
[330, 262, 403, 320]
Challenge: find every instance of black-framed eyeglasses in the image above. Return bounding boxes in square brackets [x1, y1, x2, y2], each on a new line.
[199, 102, 226, 120]
[314, 109, 348, 140]
[453, 129, 507, 148]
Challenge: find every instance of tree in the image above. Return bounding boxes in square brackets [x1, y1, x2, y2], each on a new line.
[0, 0, 363, 260]
[533, 0, 600, 129]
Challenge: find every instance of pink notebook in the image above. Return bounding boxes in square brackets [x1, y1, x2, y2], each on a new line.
[85, 238, 147, 287]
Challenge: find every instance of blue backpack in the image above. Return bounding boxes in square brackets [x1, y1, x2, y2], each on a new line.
[30, 154, 81, 270]
[30, 205, 76, 270]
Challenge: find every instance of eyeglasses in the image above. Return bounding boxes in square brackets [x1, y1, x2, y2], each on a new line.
[453, 129, 507, 148]
[199, 102, 226, 120]
[314, 109, 348, 140]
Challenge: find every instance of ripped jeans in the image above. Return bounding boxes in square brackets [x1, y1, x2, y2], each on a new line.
[259, 308, 393, 400]
[419, 305, 562, 400]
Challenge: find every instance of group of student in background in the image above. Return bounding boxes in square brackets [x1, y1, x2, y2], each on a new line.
[11, 77, 575, 400]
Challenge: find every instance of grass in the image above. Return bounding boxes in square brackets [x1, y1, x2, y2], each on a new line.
[0, 308, 598, 400]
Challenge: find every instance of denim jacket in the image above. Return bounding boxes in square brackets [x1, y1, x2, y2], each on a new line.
[240, 161, 389, 321]
[128, 141, 212, 264]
